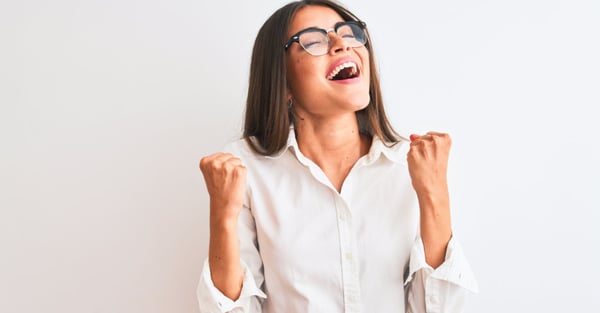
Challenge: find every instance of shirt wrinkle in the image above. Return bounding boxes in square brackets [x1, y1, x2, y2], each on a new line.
[198, 131, 477, 313]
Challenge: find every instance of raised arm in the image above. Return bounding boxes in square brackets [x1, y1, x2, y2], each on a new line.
[407, 132, 453, 268]
[200, 153, 247, 300]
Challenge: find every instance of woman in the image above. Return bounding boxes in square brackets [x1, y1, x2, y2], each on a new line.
[197, 1, 477, 312]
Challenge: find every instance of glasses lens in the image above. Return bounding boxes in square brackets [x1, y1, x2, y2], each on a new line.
[337, 23, 367, 47]
[298, 31, 329, 56]
[296, 22, 368, 56]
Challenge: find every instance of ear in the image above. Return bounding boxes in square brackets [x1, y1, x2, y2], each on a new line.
[286, 86, 293, 103]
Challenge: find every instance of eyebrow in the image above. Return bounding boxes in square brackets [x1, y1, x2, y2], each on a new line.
[290, 20, 346, 33]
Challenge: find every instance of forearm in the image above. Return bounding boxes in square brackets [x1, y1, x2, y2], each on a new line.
[417, 189, 452, 269]
[209, 209, 243, 300]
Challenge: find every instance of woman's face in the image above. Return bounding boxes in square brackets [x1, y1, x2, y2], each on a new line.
[286, 5, 370, 119]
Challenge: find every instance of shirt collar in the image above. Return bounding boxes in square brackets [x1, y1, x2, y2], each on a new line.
[262, 127, 297, 160]
[364, 135, 408, 165]
[264, 127, 408, 165]
[265, 128, 316, 169]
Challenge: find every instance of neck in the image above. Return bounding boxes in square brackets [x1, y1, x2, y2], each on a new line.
[294, 113, 370, 191]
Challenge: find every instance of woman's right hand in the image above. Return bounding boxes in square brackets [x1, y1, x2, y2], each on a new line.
[200, 153, 246, 300]
[199, 153, 247, 224]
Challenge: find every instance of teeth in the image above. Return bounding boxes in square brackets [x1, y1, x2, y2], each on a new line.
[327, 62, 358, 80]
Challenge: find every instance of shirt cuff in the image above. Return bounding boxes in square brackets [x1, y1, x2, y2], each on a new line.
[197, 259, 267, 313]
[404, 236, 479, 293]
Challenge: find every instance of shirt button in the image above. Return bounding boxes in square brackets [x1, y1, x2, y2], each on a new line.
[428, 295, 439, 304]
[345, 252, 353, 260]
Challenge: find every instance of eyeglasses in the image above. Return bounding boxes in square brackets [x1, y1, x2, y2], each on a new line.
[284, 21, 368, 56]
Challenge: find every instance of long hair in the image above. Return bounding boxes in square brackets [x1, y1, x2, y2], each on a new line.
[243, 0, 400, 155]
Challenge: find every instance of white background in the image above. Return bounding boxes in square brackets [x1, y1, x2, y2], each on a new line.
[1, 0, 599, 312]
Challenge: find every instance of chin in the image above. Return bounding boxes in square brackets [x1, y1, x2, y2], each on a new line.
[351, 95, 371, 112]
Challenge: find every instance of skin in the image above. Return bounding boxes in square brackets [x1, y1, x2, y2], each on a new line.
[199, 152, 246, 300]
[286, 6, 371, 191]
[199, 5, 452, 300]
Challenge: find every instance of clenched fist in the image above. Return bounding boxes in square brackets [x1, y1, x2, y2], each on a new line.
[199, 153, 247, 223]
[407, 132, 451, 201]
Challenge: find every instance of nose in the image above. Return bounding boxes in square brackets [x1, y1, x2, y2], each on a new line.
[327, 31, 350, 55]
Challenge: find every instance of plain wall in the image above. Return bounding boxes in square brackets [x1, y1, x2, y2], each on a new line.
[1, 0, 599, 312]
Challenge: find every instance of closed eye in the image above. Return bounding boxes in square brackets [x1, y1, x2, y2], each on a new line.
[303, 41, 321, 48]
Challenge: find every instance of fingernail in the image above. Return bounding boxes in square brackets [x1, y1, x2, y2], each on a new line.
[410, 134, 420, 141]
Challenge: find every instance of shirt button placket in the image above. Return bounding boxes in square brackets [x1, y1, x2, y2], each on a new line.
[425, 278, 441, 313]
[335, 196, 362, 313]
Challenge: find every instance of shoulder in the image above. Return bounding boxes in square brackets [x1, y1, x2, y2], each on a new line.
[222, 137, 281, 165]
[222, 138, 257, 159]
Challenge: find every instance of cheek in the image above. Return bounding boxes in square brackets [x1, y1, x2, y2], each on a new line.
[359, 48, 370, 68]
[286, 58, 301, 90]
[361, 67, 371, 91]
[289, 59, 322, 91]
[362, 61, 371, 79]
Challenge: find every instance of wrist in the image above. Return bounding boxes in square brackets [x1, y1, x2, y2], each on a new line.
[210, 215, 238, 231]
[416, 189, 450, 212]
[209, 200, 242, 226]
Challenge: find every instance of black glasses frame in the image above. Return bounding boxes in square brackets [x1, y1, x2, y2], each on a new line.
[283, 21, 367, 52]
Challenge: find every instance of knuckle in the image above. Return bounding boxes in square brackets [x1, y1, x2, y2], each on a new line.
[408, 148, 421, 157]
[210, 159, 222, 169]
[222, 162, 234, 173]
[446, 134, 452, 145]
[234, 165, 246, 174]
[199, 156, 212, 171]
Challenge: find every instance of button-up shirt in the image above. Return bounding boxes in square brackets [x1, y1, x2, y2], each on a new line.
[197, 129, 478, 313]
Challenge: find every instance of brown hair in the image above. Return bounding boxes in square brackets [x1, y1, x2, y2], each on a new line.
[243, 0, 400, 155]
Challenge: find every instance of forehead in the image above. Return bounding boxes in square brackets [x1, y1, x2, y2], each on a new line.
[287, 5, 345, 36]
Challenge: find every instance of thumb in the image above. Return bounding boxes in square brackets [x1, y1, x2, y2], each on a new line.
[409, 134, 421, 142]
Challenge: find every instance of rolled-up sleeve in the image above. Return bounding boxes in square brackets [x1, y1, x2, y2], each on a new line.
[196, 259, 267, 313]
[404, 236, 479, 313]
[196, 203, 267, 313]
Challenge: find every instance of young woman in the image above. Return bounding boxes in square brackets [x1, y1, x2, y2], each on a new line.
[197, 1, 477, 312]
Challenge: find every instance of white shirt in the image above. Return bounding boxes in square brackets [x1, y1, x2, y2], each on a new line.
[197, 129, 478, 313]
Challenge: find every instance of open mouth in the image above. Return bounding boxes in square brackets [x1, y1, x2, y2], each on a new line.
[327, 62, 360, 81]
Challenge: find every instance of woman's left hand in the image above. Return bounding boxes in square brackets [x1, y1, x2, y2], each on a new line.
[407, 131, 453, 268]
[407, 131, 451, 198]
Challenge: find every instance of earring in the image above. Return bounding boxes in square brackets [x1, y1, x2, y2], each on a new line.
[288, 98, 293, 109]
